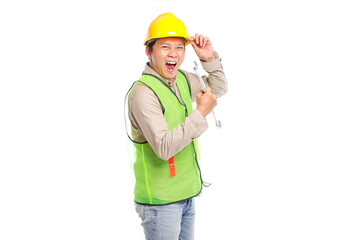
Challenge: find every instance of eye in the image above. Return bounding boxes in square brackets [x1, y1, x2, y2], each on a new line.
[177, 46, 184, 50]
[162, 45, 169, 49]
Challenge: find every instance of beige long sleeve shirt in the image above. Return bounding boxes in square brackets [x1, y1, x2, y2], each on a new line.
[128, 51, 228, 160]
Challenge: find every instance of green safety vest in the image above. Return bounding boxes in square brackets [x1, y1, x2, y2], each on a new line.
[127, 71, 203, 205]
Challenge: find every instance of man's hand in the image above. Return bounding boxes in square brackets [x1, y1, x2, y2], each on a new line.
[196, 87, 217, 117]
[190, 33, 215, 62]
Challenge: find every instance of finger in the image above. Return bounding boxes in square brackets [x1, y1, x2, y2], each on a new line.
[203, 36, 210, 47]
[190, 35, 200, 50]
[195, 33, 199, 45]
[206, 87, 212, 94]
[199, 34, 204, 47]
[190, 40, 200, 53]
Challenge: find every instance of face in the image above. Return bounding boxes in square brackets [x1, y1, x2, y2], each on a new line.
[146, 37, 185, 80]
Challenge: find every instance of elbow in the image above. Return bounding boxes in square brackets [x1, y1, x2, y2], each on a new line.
[151, 136, 175, 161]
[215, 82, 228, 98]
[156, 140, 175, 160]
[149, 130, 183, 161]
[221, 83, 229, 96]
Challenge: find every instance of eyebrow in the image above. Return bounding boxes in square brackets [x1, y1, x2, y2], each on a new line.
[160, 42, 185, 47]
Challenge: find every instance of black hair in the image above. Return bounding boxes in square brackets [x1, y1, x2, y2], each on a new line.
[147, 39, 157, 53]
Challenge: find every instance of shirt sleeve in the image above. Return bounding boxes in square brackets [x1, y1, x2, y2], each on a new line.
[186, 51, 228, 102]
[128, 83, 208, 161]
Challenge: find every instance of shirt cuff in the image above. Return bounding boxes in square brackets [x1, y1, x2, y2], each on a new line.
[200, 51, 222, 73]
[188, 109, 208, 137]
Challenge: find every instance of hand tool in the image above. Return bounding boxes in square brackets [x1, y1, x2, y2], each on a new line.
[193, 61, 222, 129]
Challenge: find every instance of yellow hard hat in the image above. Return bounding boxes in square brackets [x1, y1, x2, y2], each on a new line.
[144, 12, 191, 46]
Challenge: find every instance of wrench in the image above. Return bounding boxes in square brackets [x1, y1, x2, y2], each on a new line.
[193, 61, 222, 129]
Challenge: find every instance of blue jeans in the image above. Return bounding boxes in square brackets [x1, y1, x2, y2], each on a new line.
[135, 198, 195, 240]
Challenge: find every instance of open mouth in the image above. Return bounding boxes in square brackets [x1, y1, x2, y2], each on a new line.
[165, 61, 177, 72]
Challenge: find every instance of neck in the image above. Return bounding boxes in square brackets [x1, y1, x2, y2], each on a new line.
[147, 62, 175, 82]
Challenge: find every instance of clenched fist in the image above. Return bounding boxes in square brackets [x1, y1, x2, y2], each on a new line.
[196, 87, 217, 117]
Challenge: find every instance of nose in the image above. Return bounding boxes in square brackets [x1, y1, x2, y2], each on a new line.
[168, 48, 177, 58]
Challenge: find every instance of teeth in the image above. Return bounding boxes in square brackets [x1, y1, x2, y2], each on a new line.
[167, 62, 176, 65]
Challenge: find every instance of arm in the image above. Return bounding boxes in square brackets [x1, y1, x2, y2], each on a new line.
[129, 84, 208, 160]
[189, 34, 228, 101]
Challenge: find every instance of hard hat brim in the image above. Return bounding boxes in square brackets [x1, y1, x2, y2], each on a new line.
[144, 36, 191, 46]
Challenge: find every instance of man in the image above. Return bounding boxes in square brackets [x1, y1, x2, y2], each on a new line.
[126, 12, 227, 239]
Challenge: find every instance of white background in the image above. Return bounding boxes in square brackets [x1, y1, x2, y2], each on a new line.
[1, 0, 360, 239]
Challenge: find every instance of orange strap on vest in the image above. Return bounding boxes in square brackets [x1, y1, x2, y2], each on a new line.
[168, 156, 176, 177]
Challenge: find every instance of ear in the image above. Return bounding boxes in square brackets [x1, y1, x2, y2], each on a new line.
[145, 46, 151, 59]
